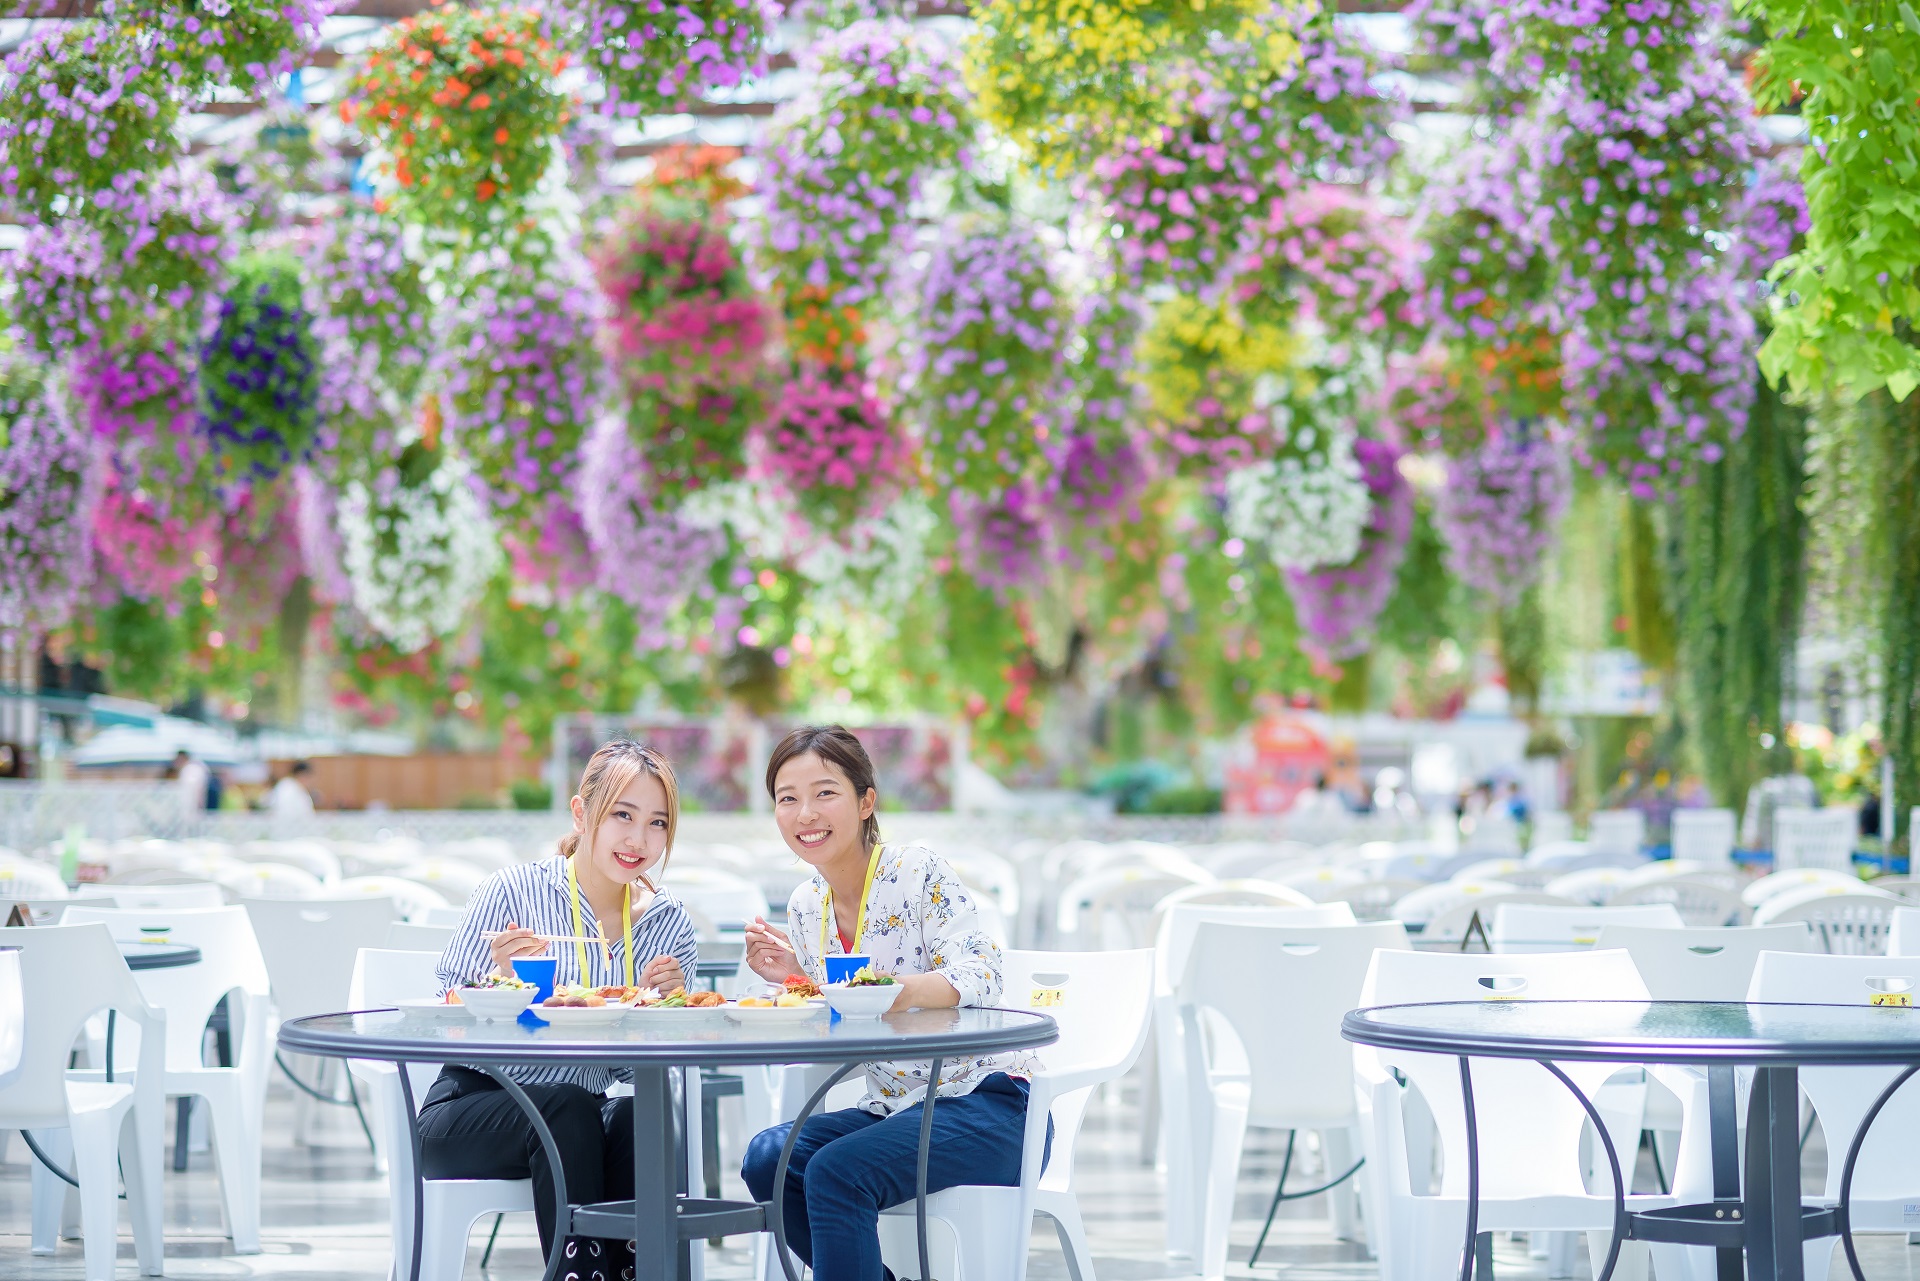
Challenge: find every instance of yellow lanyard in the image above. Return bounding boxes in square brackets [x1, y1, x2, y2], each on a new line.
[821, 844, 882, 960]
[567, 856, 632, 989]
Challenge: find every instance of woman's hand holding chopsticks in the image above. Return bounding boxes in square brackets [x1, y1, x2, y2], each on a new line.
[488, 921, 549, 977]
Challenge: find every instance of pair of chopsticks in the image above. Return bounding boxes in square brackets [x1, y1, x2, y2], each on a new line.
[481, 931, 612, 945]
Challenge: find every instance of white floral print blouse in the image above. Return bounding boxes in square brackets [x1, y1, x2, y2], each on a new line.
[787, 842, 1040, 1115]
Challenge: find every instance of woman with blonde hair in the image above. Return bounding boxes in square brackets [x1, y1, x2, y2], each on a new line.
[425, 739, 699, 1281]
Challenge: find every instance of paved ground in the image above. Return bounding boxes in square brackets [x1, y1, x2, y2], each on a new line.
[1, 1074, 1915, 1280]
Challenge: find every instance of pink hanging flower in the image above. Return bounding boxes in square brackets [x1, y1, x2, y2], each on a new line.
[760, 364, 907, 531]
[91, 468, 215, 607]
[1284, 438, 1413, 661]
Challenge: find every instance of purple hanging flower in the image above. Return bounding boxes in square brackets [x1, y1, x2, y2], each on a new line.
[1432, 424, 1571, 605]
[1283, 438, 1412, 661]
[951, 479, 1054, 598]
[0, 361, 101, 628]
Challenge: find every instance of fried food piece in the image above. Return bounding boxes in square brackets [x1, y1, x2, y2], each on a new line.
[686, 990, 725, 1008]
[782, 974, 821, 998]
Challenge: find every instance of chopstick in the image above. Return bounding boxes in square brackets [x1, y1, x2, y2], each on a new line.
[481, 932, 613, 945]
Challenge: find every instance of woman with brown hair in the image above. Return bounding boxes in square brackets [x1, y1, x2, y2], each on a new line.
[740, 725, 1043, 1281]
[426, 739, 700, 1281]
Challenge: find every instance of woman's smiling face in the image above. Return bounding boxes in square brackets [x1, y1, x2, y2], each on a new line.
[573, 771, 672, 886]
[772, 750, 873, 870]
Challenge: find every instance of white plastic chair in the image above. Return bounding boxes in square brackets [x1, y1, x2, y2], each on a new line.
[1607, 877, 1745, 927]
[1490, 902, 1685, 953]
[1151, 901, 1357, 1259]
[665, 866, 768, 936]
[1390, 879, 1521, 929]
[76, 881, 226, 909]
[2, 923, 167, 1280]
[397, 858, 491, 904]
[0, 857, 70, 899]
[1277, 864, 1370, 902]
[1751, 884, 1901, 954]
[420, 905, 467, 928]
[1888, 906, 1920, 955]
[1595, 923, 1814, 1001]
[1669, 809, 1736, 866]
[348, 946, 538, 1281]
[1865, 877, 1920, 905]
[63, 904, 274, 1252]
[214, 861, 324, 901]
[1748, 951, 1920, 1280]
[1544, 866, 1635, 905]
[386, 922, 457, 953]
[340, 875, 452, 921]
[1323, 878, 1430, 922]
[1588, 809, 1647, 857]
[1451, 858, 1548, 889]
[244, 895, 402, 1144]
[1742, 866, 1860, 908]
[1056, 865, 1211, 950]
[0, 946, 21, 1088]
[1355, 947, 1670, 1281]
[1180, 921, 1411, 1279]
[939, 846, 1023, 926]
[1772, 807, 1858, 873]
[238, 839, 344, 883]
[874, 948, 1155, 1281]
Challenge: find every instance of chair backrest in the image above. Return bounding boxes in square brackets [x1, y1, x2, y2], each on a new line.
[244, 896, 402, 1021]
[1491, 901, 1685, 952]
[214, 861, 323, 901]
[1542, 866, 1635, 905]
[1751, 885, 1900, 954]
[0, 923, 158, 1126]
[1596, 922, 1814, 999]
[1181, 921, 1410, 1127]
[1607, 877, 1745, 927]
[1323, 877, 1430, 922]
[76, 880, 226, 909]
[662, 867, 766, 935]
[1001, 948, 1153, 1189]
[1588, 809, 1647, 856]
[0, 947, 22, 1088]
[1742, 866, 1861, 907]
[3, 897, 75, 926]
[1390, 879, 1518, 927]
[1772, 807, 1858, 873]
[1361, 947, 1650, 1199]
[1867, 878, 1920, 906]
[63, 904, 271, 1070]
[349, 947, 445, 1009]
[0, 858, 69, 899]
[1057, 866, 1211, 949]
[385, 921, 456, 953]
[1749, 951, 1920, 1199]
[337, 875, 450, 921]
[1670, 808, 1737, 865]
[1153, 902, 1356, 995]
[1889, 907, 1920, 956]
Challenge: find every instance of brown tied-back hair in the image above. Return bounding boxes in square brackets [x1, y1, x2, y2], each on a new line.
[559, 740, 681, 877]
[765, 725, 882, 853]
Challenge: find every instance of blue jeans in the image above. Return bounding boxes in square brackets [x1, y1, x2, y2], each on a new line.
[741, 1073, 1047, 1281]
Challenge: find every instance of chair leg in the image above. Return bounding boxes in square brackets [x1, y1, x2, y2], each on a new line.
[28, 1128, 73, 1253]
[69, 1113, 123, 1281]
[122, 1093, 167, 1275]
[1044, 1200, 1100, 1281]
[1198, 1092, 1251, 1281]
[702, 1089, 722, 1201]
[173, 1096, 194, 1171]
[206, 1088, 263, 1253]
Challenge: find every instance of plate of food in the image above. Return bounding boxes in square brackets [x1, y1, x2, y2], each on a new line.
[451, 975, 538, 1021]
[726, 977, 827, 1023]
[628, 988, 729, 1018]
[532, 985, 630, 1026]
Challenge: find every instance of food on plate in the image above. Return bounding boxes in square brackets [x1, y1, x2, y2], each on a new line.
[845, 965, 896, 988]
[686, 990, 725, 1008]
[542, 984, 607, 1008]
[776, 993, 812, 1008]
[449, 974, 534, 1003]
[596, 985, 643, 1004]
[783, 974, 821, 998]
[737, 996, 776, 1008]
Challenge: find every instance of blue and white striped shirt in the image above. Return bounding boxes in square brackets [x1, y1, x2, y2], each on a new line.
[437, 855, 701, 1093]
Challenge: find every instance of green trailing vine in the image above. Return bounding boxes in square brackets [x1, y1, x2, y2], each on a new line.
[1662, 377, 1809, 812]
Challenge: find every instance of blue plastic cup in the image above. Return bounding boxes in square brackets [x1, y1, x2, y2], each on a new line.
[512, 956, 558, 1003]
[823, 954, 870, 986]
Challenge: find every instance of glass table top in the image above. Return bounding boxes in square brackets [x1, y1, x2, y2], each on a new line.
[1344, 999, 1920, 1064]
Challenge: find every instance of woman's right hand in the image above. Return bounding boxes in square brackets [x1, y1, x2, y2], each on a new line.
[744, 915, 799, 983]
[490, 921, 547, 977]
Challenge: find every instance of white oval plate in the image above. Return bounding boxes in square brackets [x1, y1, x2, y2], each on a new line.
[724, 1002, 826, 1024]
[396, 998, 472, 1020]
[530, 1003, 630, 1026]
[628, 1002, 727, 1019]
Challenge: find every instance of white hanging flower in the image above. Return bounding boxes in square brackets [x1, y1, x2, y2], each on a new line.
[1225, 438, 1372, 572]
[338, 453, 501, 653]
[795, 495, 937, 622]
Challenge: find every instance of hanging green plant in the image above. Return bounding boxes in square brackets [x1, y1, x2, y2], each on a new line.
[341, 4, 573, 234]
[199, 252, 322, 483]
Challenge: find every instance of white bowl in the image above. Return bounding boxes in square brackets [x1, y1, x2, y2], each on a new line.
[821, 982, 901, 1019]
[454, 985, 537, 1021]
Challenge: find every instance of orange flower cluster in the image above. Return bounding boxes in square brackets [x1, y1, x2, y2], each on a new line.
[639, 144, 748, 207]
[341, 4, 572, 232]
[785, 284, 866, 369]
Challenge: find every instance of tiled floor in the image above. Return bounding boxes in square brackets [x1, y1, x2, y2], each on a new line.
[1, 1075, 1916, 1280]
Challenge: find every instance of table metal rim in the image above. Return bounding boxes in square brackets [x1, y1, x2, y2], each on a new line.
[1344, 998, 1920, 1064]
[276, 1007, 1059, 1065]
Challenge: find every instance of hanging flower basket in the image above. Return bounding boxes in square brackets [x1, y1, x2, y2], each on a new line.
[1224, 439, 1371, 572]
[199, 252, 322, 484]
[1433, 422, 1571, 606]
[90, 466, 216, 607]
[624, 385, 759, 502]
[73, 335, 209, 507]
[341, 5, 572, 233]
[760, 364, 908, 534]
[1235, 184, 1422, 352]
[442, 250, 603, 528]
[1139, 294, 1295, 477]
[592, 191, 769, 401]
[0, 23, 180, 221]
[904, 216, 1070, 496]
[547, 0, 768, 118]
[951, 479, 1055, 597]
[0, 359, 101, 629]
[337, 442, 503, 654]
[1283, 437, 1413, 661]
[142, 0, 337, 93]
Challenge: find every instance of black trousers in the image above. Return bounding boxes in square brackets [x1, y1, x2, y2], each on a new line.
[417, 1067, 635, 1256]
